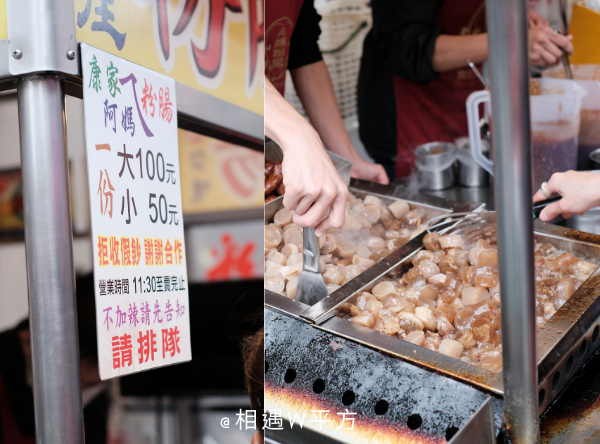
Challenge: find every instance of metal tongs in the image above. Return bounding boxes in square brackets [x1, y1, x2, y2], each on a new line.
[294, 227, 329, 306]
[552, 27, 573, 80]
[426, 197, 561, 244]
[561, 51, 573, 80]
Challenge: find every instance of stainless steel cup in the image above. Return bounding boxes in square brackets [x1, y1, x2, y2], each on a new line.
[566, 169, 600, 234]
[567, 207, 600, 235]
[415, 142, 456, 191]
[456, 140, 489, 187]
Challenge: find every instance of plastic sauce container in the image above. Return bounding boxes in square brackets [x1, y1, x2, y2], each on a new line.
[465, 78, 585, 185]
[530, 78, 586, 191]
[543, 65, 600, 170]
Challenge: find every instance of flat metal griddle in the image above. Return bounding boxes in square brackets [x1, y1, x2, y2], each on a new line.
[265, 309, 503, 443]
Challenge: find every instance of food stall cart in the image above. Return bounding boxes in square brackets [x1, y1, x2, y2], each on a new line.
[0, 0, 263, 442]
[264, 0, 600, 443]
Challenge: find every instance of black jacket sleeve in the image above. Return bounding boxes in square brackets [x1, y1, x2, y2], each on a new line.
[288, 0, 323, 71]
[371, 0, 446, 84]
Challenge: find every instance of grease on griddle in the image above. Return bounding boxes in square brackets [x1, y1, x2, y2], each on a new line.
[563, 228, 600, 245]
[330, 337, 344, 352]
[540, 348, 600, 442]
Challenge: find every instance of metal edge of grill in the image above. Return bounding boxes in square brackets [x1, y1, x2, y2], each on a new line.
[265, 289, 311, 322]
[264, 308, 503, 443]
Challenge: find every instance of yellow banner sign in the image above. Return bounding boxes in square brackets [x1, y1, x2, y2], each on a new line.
[0, 0, 6, 40]
[73, 0, 263, 115]
[178, 129, 263, 214]
[570, 2, 600, 64]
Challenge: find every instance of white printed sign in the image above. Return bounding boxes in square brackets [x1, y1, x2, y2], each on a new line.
[82, 44, 191, 380]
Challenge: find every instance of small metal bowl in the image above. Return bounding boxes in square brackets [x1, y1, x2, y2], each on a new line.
[589, 148, 600, 170]
[414, 142, 456, 191]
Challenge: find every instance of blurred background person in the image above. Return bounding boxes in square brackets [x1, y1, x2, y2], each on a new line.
[266, 0, 389, 233]
[0, 273, 108, 444]
[241, 328, 264, 444]
[358, 2, 573, 179]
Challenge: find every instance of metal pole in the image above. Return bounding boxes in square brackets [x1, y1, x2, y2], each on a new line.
[176, 398, 193, 444]
[485, 0, 539, 442]
[18, 75, 85, 444]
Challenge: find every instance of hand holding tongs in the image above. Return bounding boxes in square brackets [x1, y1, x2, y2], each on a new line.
[294, 227, 329, 306]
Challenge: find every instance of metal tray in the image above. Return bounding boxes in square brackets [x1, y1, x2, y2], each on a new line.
[308, 221, 600, 415]
[264, 178, 485, 321]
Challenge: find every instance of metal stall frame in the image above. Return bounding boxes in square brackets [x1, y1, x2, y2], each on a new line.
[2, 1, 264, 442]
[486, 0, 539, 443]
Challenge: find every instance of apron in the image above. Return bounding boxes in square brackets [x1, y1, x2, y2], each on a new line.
[265, 0, 306, 96]
[394, 0, 487, 177]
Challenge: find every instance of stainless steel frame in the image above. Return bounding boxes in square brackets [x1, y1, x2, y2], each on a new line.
[307, 221, 600, 418]
[176, 81, 263, 148]
[265, 179, 485, 321]
[486, 0, 538, 441]
[264, 291, 312, 322]
[449, 398, 496, 444]
[7, 0, 78, 76]
[183, 207, 264, 225]
[9, 2, 85, 442]
[18, 75, 85, 444]
[0, 40, 9, 79]
[0, 40, 263, 150]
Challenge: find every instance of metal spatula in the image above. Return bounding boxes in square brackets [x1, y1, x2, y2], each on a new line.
[294, 227, 329, 306]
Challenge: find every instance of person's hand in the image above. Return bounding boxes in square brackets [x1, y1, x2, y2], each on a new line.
[279, 125, 348, 235]
[528, 10, 549, 28]
[529, 26, 573, 67]
[265, 77, 348, 235]
[350, 158, 390, 184]
[533, 171, 600, 221]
